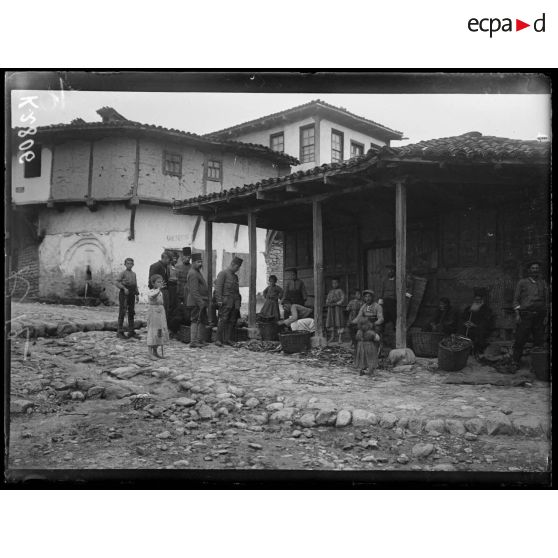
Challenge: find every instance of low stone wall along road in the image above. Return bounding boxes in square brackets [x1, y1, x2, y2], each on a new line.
[8, 303, 551, 472]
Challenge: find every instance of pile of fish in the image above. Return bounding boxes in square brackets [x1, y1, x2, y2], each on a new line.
[237, 340, 282, 353]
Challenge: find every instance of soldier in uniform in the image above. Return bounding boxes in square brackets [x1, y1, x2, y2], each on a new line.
[186, 253, 209, 348]
[214, 256, 243, 346]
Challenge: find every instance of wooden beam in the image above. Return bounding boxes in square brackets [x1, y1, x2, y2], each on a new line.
[285, 184, 303, 193]
[256, 190, 283, 201]
[248, 212, 257, 329]
[204, 218, 214, 325]
[312, 199, 326, 346]
[395, 179, 407, 348]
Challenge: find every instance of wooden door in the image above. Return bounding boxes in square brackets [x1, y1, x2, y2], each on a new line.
[365, 246, 393, 295]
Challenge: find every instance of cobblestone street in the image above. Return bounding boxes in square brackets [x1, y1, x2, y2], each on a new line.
[8, 303, 551, 472]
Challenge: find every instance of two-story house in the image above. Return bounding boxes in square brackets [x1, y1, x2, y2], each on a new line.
[204, 99, 403, 172]
[10, 107, 296, 303]
[205, 99, 404, 285]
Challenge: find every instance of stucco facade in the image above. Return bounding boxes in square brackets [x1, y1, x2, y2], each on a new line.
[10, 118, 292, 304]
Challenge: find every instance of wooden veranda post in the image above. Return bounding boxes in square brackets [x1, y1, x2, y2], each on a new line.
[248, 211, 257, 330]
[395, 179, 407, 349]
[312, 199, 325, 346]
[204, 218, 213, 323]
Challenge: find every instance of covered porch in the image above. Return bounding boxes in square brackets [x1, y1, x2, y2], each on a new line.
[173, 132, 549, 349]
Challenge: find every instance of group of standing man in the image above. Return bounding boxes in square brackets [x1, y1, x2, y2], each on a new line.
[148, 248, 244, 348]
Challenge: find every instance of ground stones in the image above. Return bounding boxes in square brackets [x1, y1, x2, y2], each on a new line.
[335, 410, 352, 427]
[379, 413, 398, 429]
[352, 409, 378, 427]
[424, 419, 446, 435]
[270, 407, 296, 423]
[486, 413, 513, 436]
[175, 397, 197, 407]
[297, 413, 317, 428]
[464, 418, 486, 435]
[512, 416, 543, 437]
[411, 443, 435, 458]
[445, 419, 466, 436]
[10, 399, 34, 414]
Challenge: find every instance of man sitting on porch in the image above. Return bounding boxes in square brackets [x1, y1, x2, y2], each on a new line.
[278, 300, 315, 333]
[423, 297, 459, 335]
[460, 288, 494, 357]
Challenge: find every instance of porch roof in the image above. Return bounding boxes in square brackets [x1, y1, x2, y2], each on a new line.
[172, 132, 550, 228]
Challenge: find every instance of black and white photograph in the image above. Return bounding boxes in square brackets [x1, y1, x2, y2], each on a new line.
[5, 72, 551, 485]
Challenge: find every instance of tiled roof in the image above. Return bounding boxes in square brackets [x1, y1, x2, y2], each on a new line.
[15, 110, 299, 166]
[173, 132, 549, 210]
[386, 131, 550, 162]
[204, 99, 403, 140]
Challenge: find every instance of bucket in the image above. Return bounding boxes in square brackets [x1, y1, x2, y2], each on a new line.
[258, 321, 279, 341]
[279, 331, 311, 354]
[530, 350, 549, 381]
[437, 337, 472, 372]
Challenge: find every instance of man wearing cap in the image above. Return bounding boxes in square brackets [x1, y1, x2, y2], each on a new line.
[186, 253, 209, 348]
[278, 300, 315, 332]
[378, 264, 413, 331]
[214, 256, 243, 346]
[512, 261, 549, 366]
[461, 288, 494, 357]
[175, 247, 192, 304]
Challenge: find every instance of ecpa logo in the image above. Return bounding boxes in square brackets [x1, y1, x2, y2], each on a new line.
[468, 13, 546, 37]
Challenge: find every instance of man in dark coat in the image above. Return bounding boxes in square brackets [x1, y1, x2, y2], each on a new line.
[378, 263, 413, 330]
[148, 251, 171, 324]
[424, 297, 459, 335]
[512, 261, 549, 366]
[175, 247, 192, 304]
[214, 256, 243, 346]
[186, 253, 209, 348]
[461, 288, 493, 356]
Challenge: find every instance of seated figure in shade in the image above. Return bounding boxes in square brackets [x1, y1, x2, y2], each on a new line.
[423, 297, 459, 335]
[460, 287, 494, 357]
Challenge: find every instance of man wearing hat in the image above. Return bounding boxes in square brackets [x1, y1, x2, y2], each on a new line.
[512, 260, 548, 366]
[175, 247, 192, 304]
[214, 256, 243, 346]
[186, 253, 209, 348]
[461, 287, 494, 357]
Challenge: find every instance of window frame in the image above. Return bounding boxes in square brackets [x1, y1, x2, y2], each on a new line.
[331, 129, 344, 163]
[24, 144, 42, 178]
[299, 124, 316, 164]
[206, 159, 222, 182]
[350, 140, 365, 158]
[163, 150, 183, 177]
[269, 131, 285, 153]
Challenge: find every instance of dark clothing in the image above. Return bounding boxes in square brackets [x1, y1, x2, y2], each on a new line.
[118, 290, 136, 334]
[191, 304, 209, 326]
[425, 307, 459, 335]
[461, 304, 493, 353]
[168, 302, 190, 333]
[175, 260, 191, 302]
[186, 268, 209, 308]
[214, 268, 241, 308]
[260, 284, 284, 320]
[379, 276, 414, 301]
[513, 277, 548, 311]
[148, 261, 169, 289]
[283, 278, 307, 306]
[382, 298, 396, 327]
[513, 308, 546, 363]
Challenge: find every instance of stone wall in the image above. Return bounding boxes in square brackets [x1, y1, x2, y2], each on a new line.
[9, 212, 40, 301]
[265, 233, 284, 287]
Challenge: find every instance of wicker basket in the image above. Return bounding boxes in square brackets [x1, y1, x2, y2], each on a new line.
[279, 331, 311, 354]
[410, 331, 445, 357]
[233, 327, 249, 342]
[438, 338, 472, 372]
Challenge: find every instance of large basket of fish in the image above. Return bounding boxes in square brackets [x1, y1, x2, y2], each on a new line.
[437, 335, 472, 372]
[279, 331, 311, 354]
